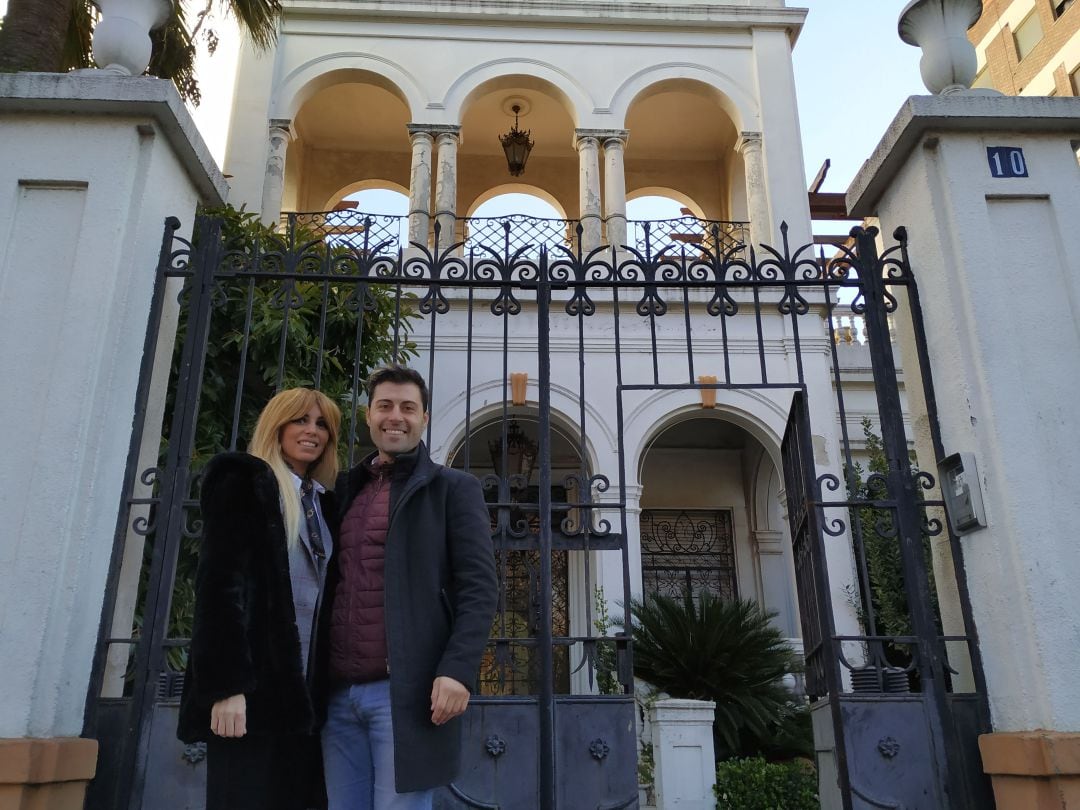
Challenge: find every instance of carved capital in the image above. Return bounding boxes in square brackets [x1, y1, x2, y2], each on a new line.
[735, 131, 763, 154]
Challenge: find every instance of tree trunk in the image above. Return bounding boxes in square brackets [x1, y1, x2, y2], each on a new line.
[0, 0, 79, 73]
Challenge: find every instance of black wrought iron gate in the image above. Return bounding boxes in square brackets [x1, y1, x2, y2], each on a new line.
[83, 211, 993, 809]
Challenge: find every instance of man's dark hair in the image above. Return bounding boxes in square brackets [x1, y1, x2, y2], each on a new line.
[366, 365, 429, 412]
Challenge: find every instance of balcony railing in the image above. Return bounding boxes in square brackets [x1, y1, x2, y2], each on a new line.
[283, 209, 749, 259]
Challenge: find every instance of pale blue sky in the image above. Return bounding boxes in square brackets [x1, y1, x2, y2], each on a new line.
[793, 2, 926, 193]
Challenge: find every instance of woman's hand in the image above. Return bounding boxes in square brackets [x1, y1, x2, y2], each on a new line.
[210, 694, 247, 738]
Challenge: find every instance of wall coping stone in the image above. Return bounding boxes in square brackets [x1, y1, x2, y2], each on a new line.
[0, 72, 228, 205]
[847, 94, 1080, 218]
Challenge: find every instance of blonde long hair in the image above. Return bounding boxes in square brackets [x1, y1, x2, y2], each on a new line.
[249, 388, 342, 546]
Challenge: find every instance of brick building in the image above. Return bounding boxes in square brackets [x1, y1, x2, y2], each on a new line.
[969, 0, 1080, 95]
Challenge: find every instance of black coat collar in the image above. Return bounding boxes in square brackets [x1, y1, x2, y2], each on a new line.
[336, 441, 439, 518]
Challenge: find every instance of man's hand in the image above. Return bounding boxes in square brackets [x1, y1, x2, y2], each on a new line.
[430, 676, 470, 725]
[210, 693, 247, 737]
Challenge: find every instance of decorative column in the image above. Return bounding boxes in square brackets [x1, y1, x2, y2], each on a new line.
[735, 131, 770, 248]
[602, 131, 629, 250]
[406, 125, 434, 248]
[574, 130, 602, 253]
[0, 72, 227, 809]
[433, 125, 461, 249]
[259, 119, 290, 227]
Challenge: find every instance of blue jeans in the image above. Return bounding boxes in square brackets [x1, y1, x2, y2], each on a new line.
[321, 680, 434, 810]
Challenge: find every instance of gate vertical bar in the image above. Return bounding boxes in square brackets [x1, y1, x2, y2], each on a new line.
[899, 230, 995, 804]
[853, 226, 954, 804]
[84, 217, 182, 731]
[536, 249, 555, 810]
[123, 215, 223, 810]
[783, 391, 852, 810]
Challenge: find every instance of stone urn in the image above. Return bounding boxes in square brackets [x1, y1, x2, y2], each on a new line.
[92, 0, 172, 76]
[899, 0, 983, 94]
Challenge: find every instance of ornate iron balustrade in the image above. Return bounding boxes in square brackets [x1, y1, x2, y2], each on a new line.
[627, 216, 748, 258]
[282, 209, 749, 258]
[462, 214, 577, 255]
[289, 209, 408, 254]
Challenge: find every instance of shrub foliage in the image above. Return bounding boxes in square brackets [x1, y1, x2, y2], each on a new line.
[714, 757, 819, 810]
[630, 591, 811, 760]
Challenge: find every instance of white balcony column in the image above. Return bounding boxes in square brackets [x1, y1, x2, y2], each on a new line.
[406, 125, 434, 247]
[433, 125, 461, 250]
[574, 130, 603, 252]
[736, 131, 770, 249]
[602, 131, 630, 250]
[260, 119, 291, 227]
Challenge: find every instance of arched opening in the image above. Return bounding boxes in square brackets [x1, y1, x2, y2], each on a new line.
[623, 79, 744, 223]
[638, 414, 798, 638]
[448, 414, 597, 697]
[457, 76, 578, 227]
[285, 73, 413, 215]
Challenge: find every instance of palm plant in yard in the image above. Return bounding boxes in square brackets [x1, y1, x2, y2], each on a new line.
[630, 591, 812, 760]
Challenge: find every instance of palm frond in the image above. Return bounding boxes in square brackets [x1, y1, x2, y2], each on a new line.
[148, 2, 199, 104]
[223, 0, 281, 51]
[60, 1, 95, 70]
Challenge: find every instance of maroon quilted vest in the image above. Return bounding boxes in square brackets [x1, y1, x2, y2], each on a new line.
[328, 465, 392, 683]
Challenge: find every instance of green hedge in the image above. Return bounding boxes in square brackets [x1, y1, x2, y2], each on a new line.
[714, 757, 819, 810]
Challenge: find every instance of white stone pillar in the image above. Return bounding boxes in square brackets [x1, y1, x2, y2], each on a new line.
[847, 94, 1080, 805]
[259, 118, 290, 227]
[406, 125, 434, 248]
[602, 131, 629, 250]
[735, 131, 770, 249]
[433, 126, 461, 250]
[650, 699, 717, 810]
[574, 130, 602, 253]
[0, 71, 226, 801]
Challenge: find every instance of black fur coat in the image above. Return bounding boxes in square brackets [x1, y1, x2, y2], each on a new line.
[177, 452, 334, 744]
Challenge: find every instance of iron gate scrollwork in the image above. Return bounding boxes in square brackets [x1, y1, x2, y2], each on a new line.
[83, 212, 993, 810]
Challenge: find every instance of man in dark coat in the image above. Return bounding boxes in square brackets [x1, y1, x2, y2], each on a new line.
[316, 366, 497, 810]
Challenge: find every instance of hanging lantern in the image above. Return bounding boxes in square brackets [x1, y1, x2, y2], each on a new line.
[488, 420, 538, 484]
[499, 104, 535, 177]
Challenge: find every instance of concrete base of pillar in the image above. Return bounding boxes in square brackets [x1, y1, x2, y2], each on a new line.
[980, 731, 1080, 809]
[0, 738, 98, 810]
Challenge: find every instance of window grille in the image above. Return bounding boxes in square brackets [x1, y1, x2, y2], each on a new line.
[640, 509, 738, 602]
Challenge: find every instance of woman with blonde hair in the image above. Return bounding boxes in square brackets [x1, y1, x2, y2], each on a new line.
[179, 387, 342, 810]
